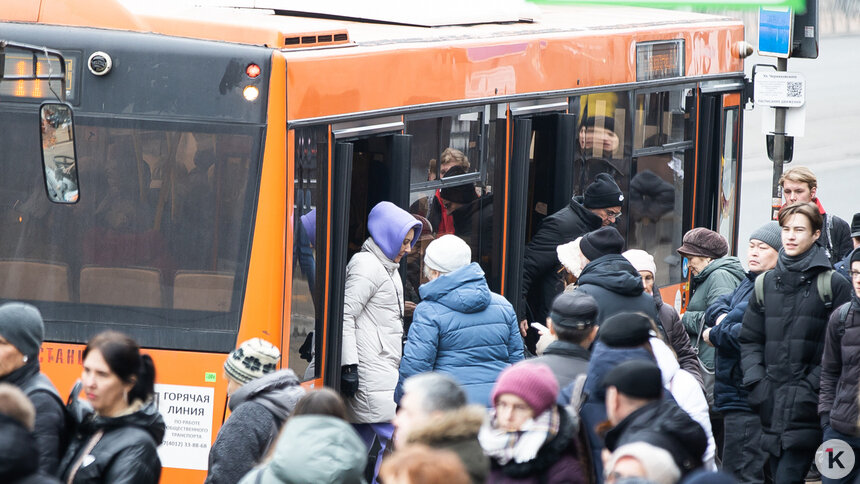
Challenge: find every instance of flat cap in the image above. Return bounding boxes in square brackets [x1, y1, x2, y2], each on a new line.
[603, 359, 663, 400]
[549, 292, 598, 330]
[598, 312, 653, 348]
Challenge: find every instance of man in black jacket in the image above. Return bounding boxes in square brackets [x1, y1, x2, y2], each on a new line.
[531, 291, 598, 388]
[518, 173, 624, 351]
[740, 202, 853, 483]
[819, 247, 860, 484]
[603, 359, 708, 479]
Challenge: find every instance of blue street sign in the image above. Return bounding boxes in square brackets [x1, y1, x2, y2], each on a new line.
[759, 7, 794, 57]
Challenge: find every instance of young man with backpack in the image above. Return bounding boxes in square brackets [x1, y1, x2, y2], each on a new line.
[740, 202, 853, 483]
[819, 247, 860, 484]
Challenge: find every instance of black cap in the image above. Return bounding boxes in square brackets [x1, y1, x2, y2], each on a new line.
[439, 166, 477, 204]
[850, 248, 860, 266]
[580, 226, 625, 261]
[598, 312, 653, 348]
[851, 213, 860, 238]
[603, 359, 663, 400]
[583, 173, 624, 209]
[549, 292, 598, 330]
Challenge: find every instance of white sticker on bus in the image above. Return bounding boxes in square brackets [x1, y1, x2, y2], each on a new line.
[154, 383, 215, 471]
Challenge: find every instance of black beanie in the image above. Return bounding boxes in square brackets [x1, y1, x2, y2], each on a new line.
[580, 226, 625, 261]
[603, 359, 663, 400]
[584, 173, 624, 209]
[850, 248, 860, 265]
[439, 166, 477, 205]
[598, 312, 653, 348]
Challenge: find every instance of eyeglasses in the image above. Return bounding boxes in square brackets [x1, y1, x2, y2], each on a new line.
[604, 210, 622, 220]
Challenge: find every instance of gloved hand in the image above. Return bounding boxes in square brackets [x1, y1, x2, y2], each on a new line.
[341, 364, 359, 399]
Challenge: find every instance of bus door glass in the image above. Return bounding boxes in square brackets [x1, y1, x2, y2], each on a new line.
[717, 93, 741, 250]
[630, 87, 695, 288]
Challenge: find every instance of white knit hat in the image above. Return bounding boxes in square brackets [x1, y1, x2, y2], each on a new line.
[556, 237, 585, 278]
[224, 338, 281, 384]
[605, 442, 680, 484]
[622, 249, 657, 276]
[424, 235, 472, 274]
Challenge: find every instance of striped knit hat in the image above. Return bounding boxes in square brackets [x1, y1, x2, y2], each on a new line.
[224, 338, 281, 385]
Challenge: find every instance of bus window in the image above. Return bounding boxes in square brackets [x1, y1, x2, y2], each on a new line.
[290, 126, 327, 381]
[0, 110, 262, 351]
[39, 103, 79, 203]
[717, 106, 739, 246]
[633, 90, 687, 149]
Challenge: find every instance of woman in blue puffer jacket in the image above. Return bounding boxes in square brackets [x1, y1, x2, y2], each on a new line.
[395, 235, 524, 406]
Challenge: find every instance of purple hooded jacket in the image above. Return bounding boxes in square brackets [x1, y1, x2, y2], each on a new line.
[367, 201, 422, 261]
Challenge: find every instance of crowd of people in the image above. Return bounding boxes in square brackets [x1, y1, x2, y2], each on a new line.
[0, 164, 858, 484]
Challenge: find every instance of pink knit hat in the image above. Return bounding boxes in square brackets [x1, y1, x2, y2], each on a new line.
[490, 362, 559, 415]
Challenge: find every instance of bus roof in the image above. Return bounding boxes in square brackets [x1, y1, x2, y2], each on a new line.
[5, 0, 741, 50]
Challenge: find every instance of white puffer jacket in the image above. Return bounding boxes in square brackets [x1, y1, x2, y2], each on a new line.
[342, 237, 404, 423]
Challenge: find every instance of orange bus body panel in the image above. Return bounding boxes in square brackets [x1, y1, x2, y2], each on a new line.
[237, 51, 288, 347]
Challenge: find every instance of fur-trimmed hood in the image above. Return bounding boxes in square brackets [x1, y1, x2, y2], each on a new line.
[406, 405, 485, 445]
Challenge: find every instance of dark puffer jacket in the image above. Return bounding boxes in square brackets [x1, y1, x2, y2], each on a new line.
[519, 196, 602, 322]
[604, 397, 707, 479]
[59, 398, 165, 484]
[206, 369, 305, 484]
[819, 274, 860, 436]
[740, 245, 853, 454]
[574, 254, 660, 325]
[681, 256, 745, 372]
[405, 405, 490, 484]
[654, 291, 703, 388]
[705, 272, 755, 413]
[487, 406, 586, 484]
[0, 413, 61, 484]
[1, 361, 67, 475]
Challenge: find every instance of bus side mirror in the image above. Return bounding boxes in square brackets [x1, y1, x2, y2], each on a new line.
[40, 103, 80, 203]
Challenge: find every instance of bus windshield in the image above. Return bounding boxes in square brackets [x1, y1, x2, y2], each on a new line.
[0, 110, 262, 352]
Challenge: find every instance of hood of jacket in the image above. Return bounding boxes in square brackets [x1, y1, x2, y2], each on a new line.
[584, 341, 654, 402]
[264, 415, 367, 484]
[419, 262, 491, 314]
[362, 237, 401, 274]
[228, 369, 305, 423]
[0, 414, 38, 481]
[650, 337, 679, 385]
[577, 254, 645, 297]
[81, 398, 166, 446]
[405, 405, 485, 445]
[367, 201, 422, 261]
[692, 256, 745, 287]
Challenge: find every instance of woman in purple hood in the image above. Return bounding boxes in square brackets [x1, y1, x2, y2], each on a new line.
[340, 201, 421, 480]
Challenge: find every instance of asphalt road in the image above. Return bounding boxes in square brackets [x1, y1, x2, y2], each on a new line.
[737, 34, 860, 263]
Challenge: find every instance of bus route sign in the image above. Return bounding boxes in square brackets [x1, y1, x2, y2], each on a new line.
[759, 7, 794, 57]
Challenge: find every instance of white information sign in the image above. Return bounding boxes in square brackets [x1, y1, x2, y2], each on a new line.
[154, 384, 215, 471]
[761, 103, 806, 137]
[754, 72, 806, 107]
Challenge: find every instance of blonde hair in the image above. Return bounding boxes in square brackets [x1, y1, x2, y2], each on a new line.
[440, 148, 470, 170]
[779, 166, 817, 191]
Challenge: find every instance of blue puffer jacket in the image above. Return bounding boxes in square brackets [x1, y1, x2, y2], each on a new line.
[705, 272, 756, 413]
[395, 263, 523, 406]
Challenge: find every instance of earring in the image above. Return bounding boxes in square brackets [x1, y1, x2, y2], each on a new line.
[22, 355, 28, 363]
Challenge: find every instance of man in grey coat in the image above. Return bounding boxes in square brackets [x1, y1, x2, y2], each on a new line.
[531, 292, 598, 388]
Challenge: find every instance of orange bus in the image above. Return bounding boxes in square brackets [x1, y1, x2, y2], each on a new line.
[2, 0, 746, 481]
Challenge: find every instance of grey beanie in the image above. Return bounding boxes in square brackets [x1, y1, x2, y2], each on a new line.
[749, 221, 782, 252]
[0, 303, 44, 359]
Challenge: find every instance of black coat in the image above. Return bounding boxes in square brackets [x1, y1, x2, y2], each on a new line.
[0, 413, 61, 484]
[819, 281, 860, 436]
[519, 196, 602, 322]
[1, 361, 66, 475]
[820, 212, 853, 266]
[740, 245, 853, 453]
[531, 340, 590, 389]
[706, 272, 755, 413]
[654, 291, 703, 388]
[574, 254, 660, 325]
[604, 397, 707, 478]
[58, 398, 165, 484]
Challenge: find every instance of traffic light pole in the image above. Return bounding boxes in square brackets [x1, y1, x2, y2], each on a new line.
[770, 57, 788, 220]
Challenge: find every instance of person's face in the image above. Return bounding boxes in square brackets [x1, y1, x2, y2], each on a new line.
[82, 349, 134, 417]
[851, 261, 860, 299]
[747, 240, 779, 273]
[781, 214, 820, 256]
[394, 229, 416, 263]
[606, 456, 647, 483]
[0, 335, 26, 378]
[579, 126, 620, 153]
[591, 207, 622, 227]
[495, 393, 535, 432]
[440, 198, 465, 214]
[393, 392, 430, 449]
[440, 161, 458, 178]
[782, 179, 816, 204]
[687, 255, 712, 276]
[638, 270, 655, 295]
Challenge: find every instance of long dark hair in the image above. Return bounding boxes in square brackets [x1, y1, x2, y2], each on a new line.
[84, 331, 155, 403]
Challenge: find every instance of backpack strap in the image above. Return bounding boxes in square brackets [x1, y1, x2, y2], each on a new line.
[754, 270, 770, 309]
[569, 373, 588, 414]
[839, 301, 853, 326]
[816, 269, 835, 311]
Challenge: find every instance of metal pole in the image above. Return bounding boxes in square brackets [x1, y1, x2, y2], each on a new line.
[771, 57, 788, 220]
